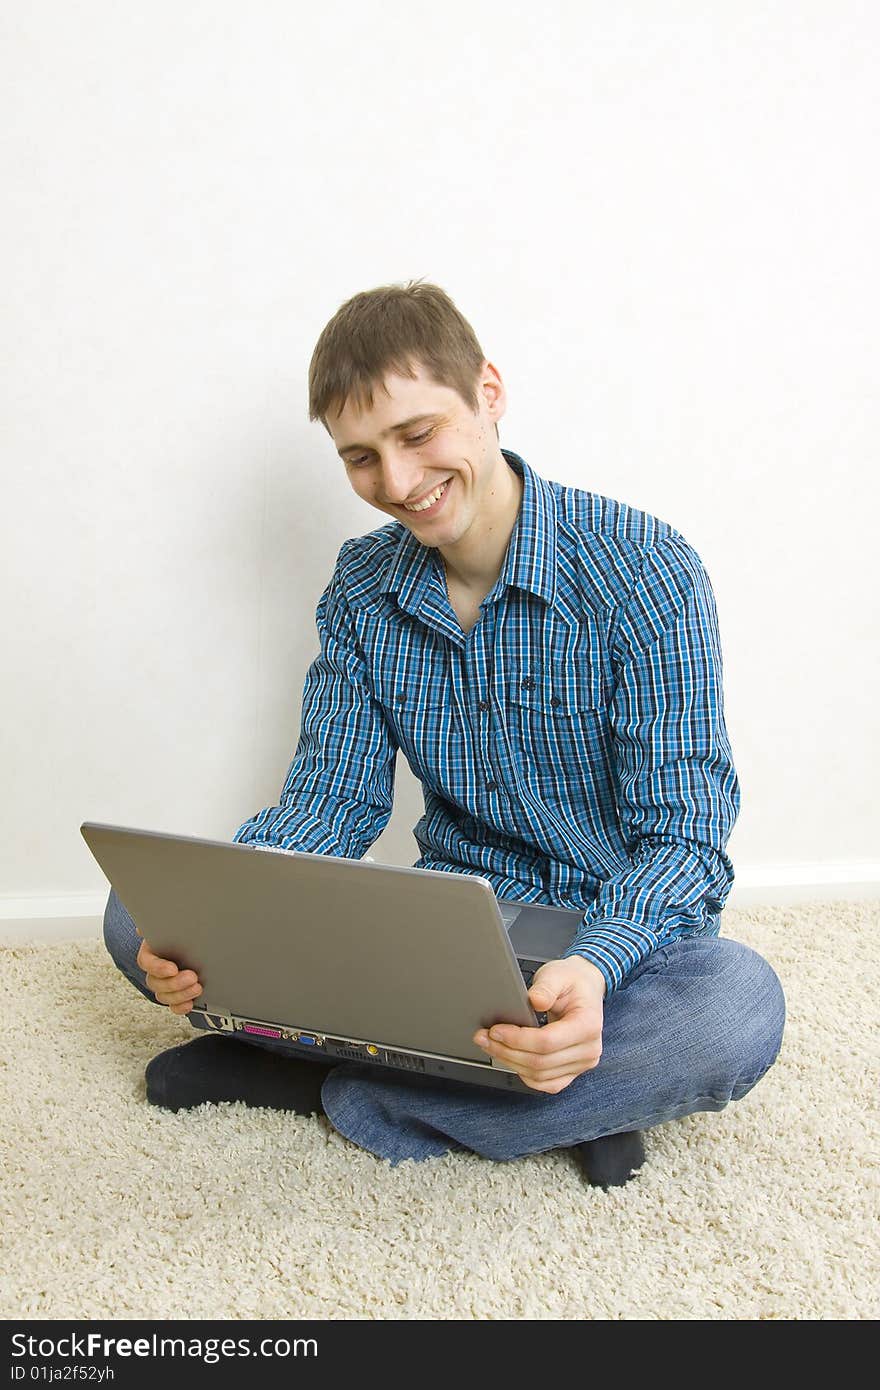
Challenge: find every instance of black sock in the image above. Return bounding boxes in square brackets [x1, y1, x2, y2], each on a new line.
[573, 1129, 646, 1189]
[145, 1033, 335, 1114]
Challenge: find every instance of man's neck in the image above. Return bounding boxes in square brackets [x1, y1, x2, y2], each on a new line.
[440, 457, 524, 594]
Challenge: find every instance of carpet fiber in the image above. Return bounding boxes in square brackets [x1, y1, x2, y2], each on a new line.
[1, 902, 877, 1320]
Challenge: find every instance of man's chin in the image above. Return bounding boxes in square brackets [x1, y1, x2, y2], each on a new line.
[395, 510, 449, 542]
[402, 523, 443, 547]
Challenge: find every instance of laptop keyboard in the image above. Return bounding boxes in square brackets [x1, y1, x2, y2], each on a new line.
[517, 955, 544, 988]
[518, 959, 548, 1025]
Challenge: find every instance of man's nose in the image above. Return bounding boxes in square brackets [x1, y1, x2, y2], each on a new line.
[377, 452, 419, 505]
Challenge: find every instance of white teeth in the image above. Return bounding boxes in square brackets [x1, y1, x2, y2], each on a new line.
[404, 479, 449, 512]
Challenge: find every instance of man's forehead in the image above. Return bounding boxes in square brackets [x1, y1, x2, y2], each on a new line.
[328, 370, 457, 444]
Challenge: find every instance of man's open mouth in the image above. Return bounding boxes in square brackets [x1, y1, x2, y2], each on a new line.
[402, 478, 451, 515]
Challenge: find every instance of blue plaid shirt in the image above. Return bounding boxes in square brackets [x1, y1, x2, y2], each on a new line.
[233, 448, 740, 995]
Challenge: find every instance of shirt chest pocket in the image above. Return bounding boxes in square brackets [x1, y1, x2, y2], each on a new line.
[506, 666, 610, 791]
[374, 674, 464, 789]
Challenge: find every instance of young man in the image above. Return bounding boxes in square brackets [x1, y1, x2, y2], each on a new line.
[103, 280, 786, 1189]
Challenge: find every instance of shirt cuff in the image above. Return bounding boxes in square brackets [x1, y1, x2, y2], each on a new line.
[562, 918, 662, 995]
[232, 812, 347, 858]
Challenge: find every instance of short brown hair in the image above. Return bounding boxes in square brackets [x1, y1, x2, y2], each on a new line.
[308, 278, 497, 436]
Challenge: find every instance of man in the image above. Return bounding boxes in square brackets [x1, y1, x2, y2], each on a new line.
[104, 280, 786, 1189]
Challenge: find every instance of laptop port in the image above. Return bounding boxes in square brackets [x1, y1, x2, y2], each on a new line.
[200, 1012, 233, 1032]
[241, 1023, 283, 1039]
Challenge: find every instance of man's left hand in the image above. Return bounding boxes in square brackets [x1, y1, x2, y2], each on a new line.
[473, 956, 607, 1093]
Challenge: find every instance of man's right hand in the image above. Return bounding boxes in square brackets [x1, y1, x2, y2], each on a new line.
[135, 927, 203, 1014]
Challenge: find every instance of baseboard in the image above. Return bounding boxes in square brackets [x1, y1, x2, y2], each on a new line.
[0, 916, 105, 945]
[1, 863, 878, 945]
[727, 861, 880, 906]
[0, 894, 108, 946]
[1, 892, 109, 920]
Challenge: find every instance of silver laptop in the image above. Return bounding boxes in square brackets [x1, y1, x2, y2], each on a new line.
[81, 822, 584, 1094]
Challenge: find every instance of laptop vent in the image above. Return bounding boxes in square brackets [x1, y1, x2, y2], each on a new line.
[326, 1041, 426, 1071]
[383, 1050, 426, 1072]
[329, 1045, 369, 1062]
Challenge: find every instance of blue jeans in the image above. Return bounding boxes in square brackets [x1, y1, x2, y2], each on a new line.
[103, 886, 786, 1166]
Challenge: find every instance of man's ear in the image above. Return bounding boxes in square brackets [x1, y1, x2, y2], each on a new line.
[478, 360, 507, 430]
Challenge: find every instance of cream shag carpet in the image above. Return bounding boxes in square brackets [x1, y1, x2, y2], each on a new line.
[1, 901, 877, 1321]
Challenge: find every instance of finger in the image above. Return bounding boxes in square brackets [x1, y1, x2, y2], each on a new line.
[527, 982, 562, 1008]
[151, 980, 203, 1008]
[152, 967, 200, 988]
[510, 1050, 605, 1085]
[136, 941, 168, 972]
[146, 971, 200, 999]
[169, 999, 197, 1015]
[137, 944, 185, 979]
[519, 1072, 582, 1094]
[165, 985, 203, 1010]
[518, 1050, 601, 1079]
[477, 1012, 594, 1056]
[474, 1025, 601, 1073]
[488, 1042, 601, 1079]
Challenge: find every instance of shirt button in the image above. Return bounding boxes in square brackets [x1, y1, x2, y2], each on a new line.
[477, 699, 490, 711]
[550, 696, 562, 707]
[486, 781, 498, 793]
[396, 693, 406, 703]
[521, 678, 536, 690]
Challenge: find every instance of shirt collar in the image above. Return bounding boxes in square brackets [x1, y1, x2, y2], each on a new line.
[378, 448, 558, 616]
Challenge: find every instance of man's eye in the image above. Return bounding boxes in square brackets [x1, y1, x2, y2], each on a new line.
[347, 430, 433, 468]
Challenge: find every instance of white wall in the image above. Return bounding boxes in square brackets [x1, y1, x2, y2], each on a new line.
[2, 0, 878, 930]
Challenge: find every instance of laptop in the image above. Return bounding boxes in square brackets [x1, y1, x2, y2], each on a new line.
[80, 822, 584, 1094]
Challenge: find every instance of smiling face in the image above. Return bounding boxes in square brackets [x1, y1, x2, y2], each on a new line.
[326, 360, 515, 562]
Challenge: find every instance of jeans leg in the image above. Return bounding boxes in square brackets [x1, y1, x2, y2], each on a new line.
[103, 887, 156, 1003]
[319, 935, 787, 1165]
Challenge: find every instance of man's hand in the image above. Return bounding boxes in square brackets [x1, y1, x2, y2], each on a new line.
[473, 956, 606, 1093]
[134, 925, 203, 1015]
